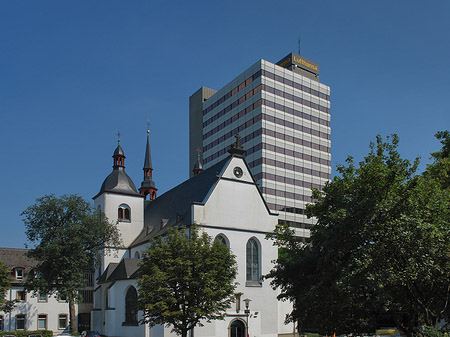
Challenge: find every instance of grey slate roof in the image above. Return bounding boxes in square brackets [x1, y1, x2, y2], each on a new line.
[97, 262, 119, 283]
[97, 167, 141, 197]
[113, 144, 125, 157]
[95, 144, 141, 198]
[130, 156, 230, 247]
[98, 259, 140, 283]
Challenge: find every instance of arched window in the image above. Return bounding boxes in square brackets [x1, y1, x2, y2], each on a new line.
[215, 234, 229, 248]
[134, 251, 140, 259]
[118, 204, 131, 221]
[246, 238, 260, 283]
[124, 287, 138, 325]
[229, 319, 246, 337]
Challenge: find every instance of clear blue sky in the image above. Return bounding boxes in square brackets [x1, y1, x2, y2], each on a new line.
[1, 1, 449, 248]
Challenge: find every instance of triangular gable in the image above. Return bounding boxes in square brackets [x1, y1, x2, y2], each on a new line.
[192, 155, 278, 233]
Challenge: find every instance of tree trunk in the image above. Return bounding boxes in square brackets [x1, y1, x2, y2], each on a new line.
[69, 298, 77, 334]
[181, 328, 188, 337]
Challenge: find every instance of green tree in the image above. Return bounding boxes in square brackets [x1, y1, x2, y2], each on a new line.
[137, 225, 237, 337]
[0, 260, 14, 312]
[22, 194, 121, 334]
[267, 134, 450, 336]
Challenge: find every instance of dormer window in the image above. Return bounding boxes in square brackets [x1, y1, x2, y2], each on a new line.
[118, 204, 131, 221]
[15, 268, 24, 280]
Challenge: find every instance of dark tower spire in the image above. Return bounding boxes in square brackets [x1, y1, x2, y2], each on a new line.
[139, 123, 158, 200]
[192, 147, 203, 176]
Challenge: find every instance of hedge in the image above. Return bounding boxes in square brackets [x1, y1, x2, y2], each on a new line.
[0, 330, 53, 337]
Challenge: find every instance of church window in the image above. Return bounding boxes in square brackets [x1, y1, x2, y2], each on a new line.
[246, 238, 260, 284]
[124, 286, 138, 325]
[134, 251, 140, 259]
[118, 204, 131, 221]
[215, 234, 229, 248]
[105, 289, 109, 308]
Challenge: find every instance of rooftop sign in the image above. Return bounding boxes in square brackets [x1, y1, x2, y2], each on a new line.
[276, 53, 319, 75]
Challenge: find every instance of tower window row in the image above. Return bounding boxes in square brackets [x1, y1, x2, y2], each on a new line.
[203, 82, 330, 132]
[202, 67, 330, 117]
[249, 157, 331, 180]
[203, 96, 330, 144]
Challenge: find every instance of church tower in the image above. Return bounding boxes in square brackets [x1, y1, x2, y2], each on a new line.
[93, 134, 144, 252]
[139, 126, 158, 200]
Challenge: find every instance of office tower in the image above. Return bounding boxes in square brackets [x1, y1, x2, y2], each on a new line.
[189, 52, 331, 237]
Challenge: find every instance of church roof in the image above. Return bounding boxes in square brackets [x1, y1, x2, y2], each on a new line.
[94, 143, 141, 199]
[113, 144, 125, 157]
[98, 258, 140, 283]
[97, 167, 140, 197]
[130, 157, 230, 247]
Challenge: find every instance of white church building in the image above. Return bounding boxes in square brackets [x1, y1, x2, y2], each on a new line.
[92, 130, 295, 337]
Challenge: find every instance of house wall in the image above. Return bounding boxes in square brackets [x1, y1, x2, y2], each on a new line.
[0, 287, 73, 333]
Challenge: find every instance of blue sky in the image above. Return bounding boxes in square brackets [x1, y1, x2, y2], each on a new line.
[1, 1, 449, 248]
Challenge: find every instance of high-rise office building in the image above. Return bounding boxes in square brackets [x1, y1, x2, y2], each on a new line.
[189, 52, 331, 237]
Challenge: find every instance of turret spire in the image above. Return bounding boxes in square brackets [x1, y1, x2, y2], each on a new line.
[139, 122, 157, 200]
[113, 131, 125, 167]
[192, 147, 203, 176]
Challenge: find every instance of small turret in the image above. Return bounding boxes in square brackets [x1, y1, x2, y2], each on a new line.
[94, 132, 140, 199]
[192, 148, 203, 176]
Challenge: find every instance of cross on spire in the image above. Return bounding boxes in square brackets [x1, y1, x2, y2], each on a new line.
[235, 133, 241, 147]
[117, 131, 121, 144]
[227, 133, 245, 156]
[146, 119, 150, 134]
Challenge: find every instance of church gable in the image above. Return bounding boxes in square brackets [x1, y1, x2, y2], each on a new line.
[219, 156, 254, 184]
[193, 156, 277, 233]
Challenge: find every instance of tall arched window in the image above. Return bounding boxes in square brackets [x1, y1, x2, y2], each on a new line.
[105, 289, 109, 308]
[118, 204, 131, 221]
[246, 238, 260, 283]
[124, 287, 138, 325]
[134, 251, 140, 259]
[215, 234, 229, 248]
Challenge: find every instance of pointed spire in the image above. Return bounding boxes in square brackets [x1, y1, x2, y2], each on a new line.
[139, 121, 158, 200]
[143, 123, 153, 170]
[193, 148, 203, 176]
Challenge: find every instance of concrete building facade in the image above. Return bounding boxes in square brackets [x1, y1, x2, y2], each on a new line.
[190, 52, 331, 237]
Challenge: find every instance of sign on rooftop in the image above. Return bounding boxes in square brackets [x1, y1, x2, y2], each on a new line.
[276, 52, 319, 76]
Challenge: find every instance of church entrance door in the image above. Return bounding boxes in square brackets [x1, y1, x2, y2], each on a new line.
[230, 319, 246, 337]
